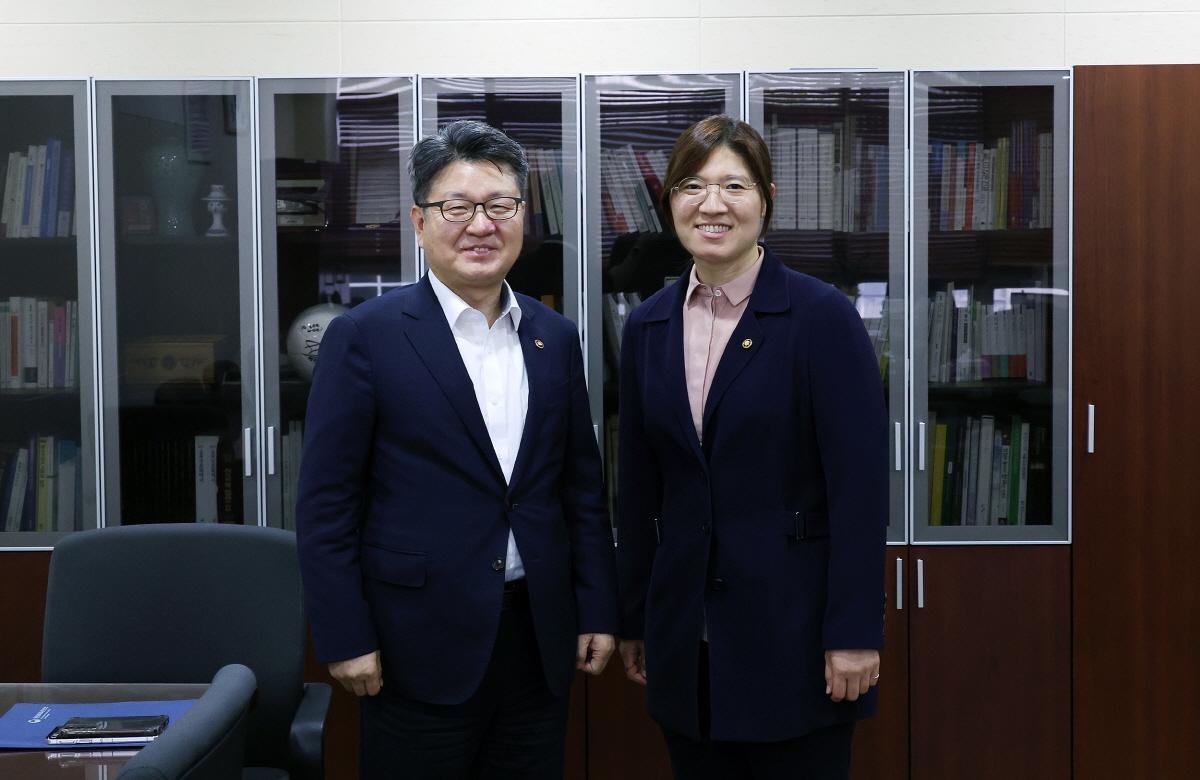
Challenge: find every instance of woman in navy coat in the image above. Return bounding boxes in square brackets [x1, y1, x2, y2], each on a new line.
[616, 115, 888, 779]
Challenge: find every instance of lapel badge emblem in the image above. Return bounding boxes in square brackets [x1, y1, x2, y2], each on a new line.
[741, 338, 753, 349]
[534, 338, 545, 349]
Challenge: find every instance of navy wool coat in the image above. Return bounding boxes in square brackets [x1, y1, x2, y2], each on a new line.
[616, 247, 888, 742]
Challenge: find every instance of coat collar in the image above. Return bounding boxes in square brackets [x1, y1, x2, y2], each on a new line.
[642, 244, 790, 323]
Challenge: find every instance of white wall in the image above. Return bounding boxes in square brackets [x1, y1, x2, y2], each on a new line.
[0, 1, 1197, 77]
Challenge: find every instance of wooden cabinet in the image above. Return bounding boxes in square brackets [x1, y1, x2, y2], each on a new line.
[1073, 64, 1200, 779]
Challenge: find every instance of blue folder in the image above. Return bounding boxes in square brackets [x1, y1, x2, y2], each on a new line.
[0, 699, 196, 749]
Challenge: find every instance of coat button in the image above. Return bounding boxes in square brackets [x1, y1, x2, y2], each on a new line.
[701, 523, 712, 535]
[509, 502, 519, 512]
[492, 558, 504, 572]
[708, 577, 727, 592]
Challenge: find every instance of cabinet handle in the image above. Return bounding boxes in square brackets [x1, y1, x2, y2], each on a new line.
[917, 558, 925, 609]
[895, 557, 903, 610]
[267, 426, 276, 476]
[1087, 404, 1095, 453]
[894, 422, 902, 472]
[918, 421, 926, 471]
[243, 427, 253, 477]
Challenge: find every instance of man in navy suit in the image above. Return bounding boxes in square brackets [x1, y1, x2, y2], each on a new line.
[296, 120, 618, 779]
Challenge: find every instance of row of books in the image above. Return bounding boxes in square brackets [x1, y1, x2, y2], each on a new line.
[1, 436, 81, 532]
[279, 419, 304, 531]
[524, 147, 566, 239]
[929, 122, 1053, 232]
[600, 145, 669, 236]
[1, 297, 80, 390]
[600, 291, 644, 373]
[766, 120, 890, 233]
[927, 283, 1050, 385]
[121, 434, 242, 524]
[927, 412, 1050, 526]
[1, 139, 76, 238]
[859, 295, 891, 381]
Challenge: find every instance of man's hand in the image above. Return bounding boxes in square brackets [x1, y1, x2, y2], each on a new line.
[619, 639, 647, 686]
[824, 649, 880, 702]
[329, 650, 383, 697]
[577, 633, 616, 676]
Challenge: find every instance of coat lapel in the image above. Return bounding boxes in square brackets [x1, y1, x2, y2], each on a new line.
[645, 274, 706, 468]
[701, 249, 791, 434]
[401, 277, 505, 483]
[508, 303, 549, 490]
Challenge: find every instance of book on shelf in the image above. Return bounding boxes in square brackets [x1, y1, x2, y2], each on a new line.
[194, 435, 219, 523]
[0, 435, 80, 533]
[928, 122, 1051, 232]
[927, 282, 1050, 386]
[599, 145, 667, 237]
[0, 139, 76, 239]
[0, 297, 79, 391]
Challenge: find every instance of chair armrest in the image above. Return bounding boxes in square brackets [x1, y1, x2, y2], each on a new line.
[288, 682, 332, 780]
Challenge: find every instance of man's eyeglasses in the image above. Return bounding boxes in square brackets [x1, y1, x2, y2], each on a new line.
[417, 196, 524, 223]
[670, 177, 758, 204]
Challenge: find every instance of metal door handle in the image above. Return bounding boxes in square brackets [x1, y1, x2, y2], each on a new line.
[917, 558, 925, 609]
[894, 422, 902, 471]
[267, 426, 276, 475]
[1088, 404, 1095, 453]
[243, 427, 253, 477]
[896, 557, 904, 610]
[918, 421, 926, 471]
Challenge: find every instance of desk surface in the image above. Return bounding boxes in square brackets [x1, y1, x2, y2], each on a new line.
[0, 683, 208, 780]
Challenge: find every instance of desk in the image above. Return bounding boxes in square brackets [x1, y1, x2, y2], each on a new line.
[0, 682, 207, 780]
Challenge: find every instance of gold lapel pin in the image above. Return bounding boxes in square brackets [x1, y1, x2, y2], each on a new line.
[741, 338, 753, 349]
[534, 339, 545, 349]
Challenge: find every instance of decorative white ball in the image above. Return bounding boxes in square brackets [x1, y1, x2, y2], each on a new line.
[286, 302, 349, 381]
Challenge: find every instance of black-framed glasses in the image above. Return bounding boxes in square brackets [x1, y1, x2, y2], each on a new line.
[417, 196, 524, 222]
[670, 177, 758, 203]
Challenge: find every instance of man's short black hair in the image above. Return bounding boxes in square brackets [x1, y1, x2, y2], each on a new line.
[409, 120, 529, 205]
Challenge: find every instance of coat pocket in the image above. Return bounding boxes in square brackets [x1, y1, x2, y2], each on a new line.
[786, 510, 830, 543]
[361, 544, 427, 587]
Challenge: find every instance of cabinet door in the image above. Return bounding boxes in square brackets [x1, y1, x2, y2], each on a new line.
[587, 659, 673, 780]
[909, 546, 1069, 780]
[747, 69, 907, 543]
[851, 551, 909, 780]
[0, 80, 96, 545]
[911, 71, 1070, 544]
[1073, 64, 1200, 778]
[95, 80, 258, 525]
[257, 76, 417, 530]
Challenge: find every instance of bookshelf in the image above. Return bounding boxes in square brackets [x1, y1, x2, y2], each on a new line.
[748, 70, 907, 545]
[420, 76, 579, 323]
[258, 77, 417, 531]
[913, 71, 1070, 543]
[94, 80, 257, 527]
[0, 81, 95, 546]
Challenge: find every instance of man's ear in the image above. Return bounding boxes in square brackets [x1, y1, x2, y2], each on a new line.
[410, 204, 425, 247]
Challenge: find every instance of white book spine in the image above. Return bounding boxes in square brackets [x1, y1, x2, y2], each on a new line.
[975, 415, 995, 525]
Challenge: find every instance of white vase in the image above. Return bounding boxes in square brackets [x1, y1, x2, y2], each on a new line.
[144, 137, 202, 237]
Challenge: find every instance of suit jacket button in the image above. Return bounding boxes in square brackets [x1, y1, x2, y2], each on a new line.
[701, 523, 712, 535]
[509, 502, 519, 512]
[709, 577, 726, 592]
[492, 558, 504, 572]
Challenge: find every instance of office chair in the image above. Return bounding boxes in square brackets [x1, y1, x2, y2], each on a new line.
[118, 663, 257, 780]
[43, 523, 331, 780]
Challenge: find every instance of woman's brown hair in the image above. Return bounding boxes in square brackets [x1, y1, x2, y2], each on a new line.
[659, 114, 774, 236]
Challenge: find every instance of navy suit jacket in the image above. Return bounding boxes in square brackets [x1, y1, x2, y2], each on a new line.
[296, 275, 619, 705]
[616, 247, 888, 741]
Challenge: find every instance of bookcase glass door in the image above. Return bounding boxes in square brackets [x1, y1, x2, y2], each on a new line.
[582, 73, 742, 525]
[748, 71, 908, 544]
[0, 80, 96, 545]
[419, 77, 580, 323]
[912, 71, 1070, 543]
[96, 80, 258, 526]
[259, 76, 417, 530]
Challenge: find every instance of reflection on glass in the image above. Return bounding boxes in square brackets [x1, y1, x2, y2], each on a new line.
[264, 77, 415, 530]
[100, 82, 253, 525]
[0, 83, 88, 538]
[915, 73, 1069, 541]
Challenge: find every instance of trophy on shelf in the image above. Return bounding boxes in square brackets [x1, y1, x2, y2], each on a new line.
[203, 184, 231, 237]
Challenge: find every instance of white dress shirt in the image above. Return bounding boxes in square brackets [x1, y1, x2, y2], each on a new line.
[428, 270, 528, 581]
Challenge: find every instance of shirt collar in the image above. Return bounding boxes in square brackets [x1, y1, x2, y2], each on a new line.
[685, 245, 764, 307]
[428, 270, 522, 331]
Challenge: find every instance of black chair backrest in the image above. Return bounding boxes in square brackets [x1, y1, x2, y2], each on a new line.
[43, 524, 305, 769]
[117, 663, 256, 780]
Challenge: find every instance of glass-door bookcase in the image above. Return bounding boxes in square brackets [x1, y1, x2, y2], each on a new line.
[419, 76, 581, 323]
[258, 76, 417, 530]
[912, 70, 1070, 543]
[0, 80, 96, 545]
[747, 70, 907, 543]
[582, 72, 742, 515]
[95, 80, 258, 526]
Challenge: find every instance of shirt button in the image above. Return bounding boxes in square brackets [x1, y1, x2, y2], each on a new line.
[492, 558, 504, 572]
[714, 289, 723, 297]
